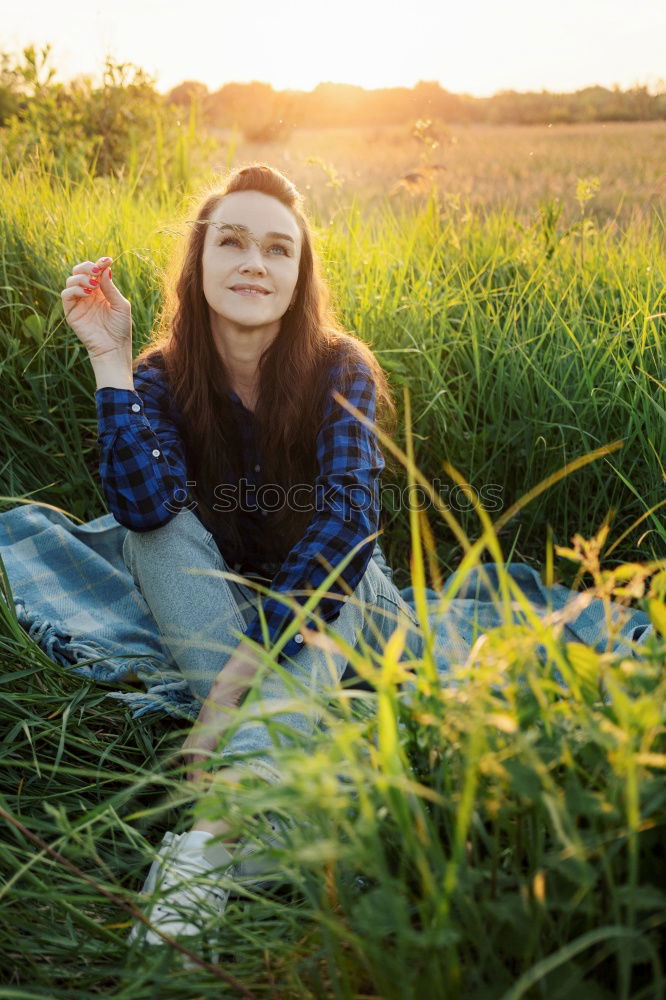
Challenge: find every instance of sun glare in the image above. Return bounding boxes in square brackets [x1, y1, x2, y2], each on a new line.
[1, 0, 663, 97]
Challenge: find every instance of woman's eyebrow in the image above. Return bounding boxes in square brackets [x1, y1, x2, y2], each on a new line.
[266, 231, 295, 244]
[215, 222, 295, 244]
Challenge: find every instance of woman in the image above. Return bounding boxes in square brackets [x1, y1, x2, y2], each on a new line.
[61, 164, 423, 949]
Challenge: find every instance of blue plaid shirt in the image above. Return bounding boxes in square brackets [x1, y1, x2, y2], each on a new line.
[95, 358, 384, 661]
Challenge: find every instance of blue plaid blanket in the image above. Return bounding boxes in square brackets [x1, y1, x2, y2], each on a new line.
[0, 504, 654, 720]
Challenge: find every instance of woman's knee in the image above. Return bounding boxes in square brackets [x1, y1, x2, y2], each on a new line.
[124, 508, 210, 560]
[122, 508, 220, 590]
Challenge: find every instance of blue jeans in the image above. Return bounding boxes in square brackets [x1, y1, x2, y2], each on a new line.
[122, 509, 423, 785]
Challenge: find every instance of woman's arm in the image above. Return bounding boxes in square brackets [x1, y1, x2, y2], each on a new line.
[179, 640, 266, 781]
[95, 363, 191, 531]
[89, 349, 134, 390]
[62, 255, 190, 531]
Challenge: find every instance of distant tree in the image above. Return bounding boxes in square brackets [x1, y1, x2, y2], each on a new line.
[166, 80, 209, 107]
[412, 80, 468, 123]
[205, 80, 274, 127]
[204, 80, 296, 141]
[306, 82, 366, 126]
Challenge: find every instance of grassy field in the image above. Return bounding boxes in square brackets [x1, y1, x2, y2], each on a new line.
[0, 123, 665, 997]
[216, 122, 666, 225]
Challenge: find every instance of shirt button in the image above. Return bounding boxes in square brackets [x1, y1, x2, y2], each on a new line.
[294, 633, 304, 644]
[254, 464, 261, 472]
[261, 510, 268, 517]
[152, 449, 161, 458]
[131, 403, 141, 412]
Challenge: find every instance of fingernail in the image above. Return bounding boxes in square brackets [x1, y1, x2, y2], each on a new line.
[83, 287, 93, 294]
[107, 268, 112, 279]
[89, 278, 99, 287]
[100, 256, 112, 263]
[91, 266, 100, 274]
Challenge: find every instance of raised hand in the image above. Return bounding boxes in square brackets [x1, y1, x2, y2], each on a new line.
[61, 255, 132, 360]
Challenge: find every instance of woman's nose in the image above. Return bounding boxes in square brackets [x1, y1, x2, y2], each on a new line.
[239, 244, 267, 274]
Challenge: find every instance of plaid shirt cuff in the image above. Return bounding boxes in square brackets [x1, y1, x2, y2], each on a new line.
[243, 605, 311, 662]
[95, 388, 147, 432]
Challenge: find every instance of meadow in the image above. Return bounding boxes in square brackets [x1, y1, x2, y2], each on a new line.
[0, 119, 665, 998]
[222, 121, 666, 225]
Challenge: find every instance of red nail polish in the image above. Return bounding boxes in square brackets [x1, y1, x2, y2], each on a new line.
[108, 268, 112, 279]
[84, 287, 93, 294]
[89, 278, 99, 286]
[91, 266, 100, 274]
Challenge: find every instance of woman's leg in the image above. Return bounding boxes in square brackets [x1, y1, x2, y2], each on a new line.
[123, 508, 423, 918]
[206, 542, 423, 786]
[122, 508, 258, 705]
[123, 508, 423, 787]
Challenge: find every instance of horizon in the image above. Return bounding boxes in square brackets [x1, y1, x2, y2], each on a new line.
[2, 0, 664, 99]
[133, 79, 666, 99]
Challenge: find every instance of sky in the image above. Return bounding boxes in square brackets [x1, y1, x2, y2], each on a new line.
[2, 0, 664, 97]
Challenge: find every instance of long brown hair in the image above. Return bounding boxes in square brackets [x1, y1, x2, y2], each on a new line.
[135, 163, 396, 567]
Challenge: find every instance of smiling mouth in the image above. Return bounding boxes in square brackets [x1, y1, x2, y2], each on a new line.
[230, 286, 271, 296]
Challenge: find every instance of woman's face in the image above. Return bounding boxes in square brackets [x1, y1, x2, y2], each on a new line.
[201, 190, 302, 333]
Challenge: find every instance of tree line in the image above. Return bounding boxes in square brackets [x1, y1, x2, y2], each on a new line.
[169, 78, 666, 134]
[1, 45, 663, 182]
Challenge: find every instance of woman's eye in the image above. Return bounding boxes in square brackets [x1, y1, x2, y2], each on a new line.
[218, 236, 289, 256]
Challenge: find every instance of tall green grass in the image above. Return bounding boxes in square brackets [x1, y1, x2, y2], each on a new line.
[318, 191, 665, 577]
[1, 491, 664, 998]
[1, 163, 663, 569]
[1, 157, 665, 997]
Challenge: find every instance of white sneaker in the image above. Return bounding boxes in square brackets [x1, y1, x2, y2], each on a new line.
[128, 830, 236, 949]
